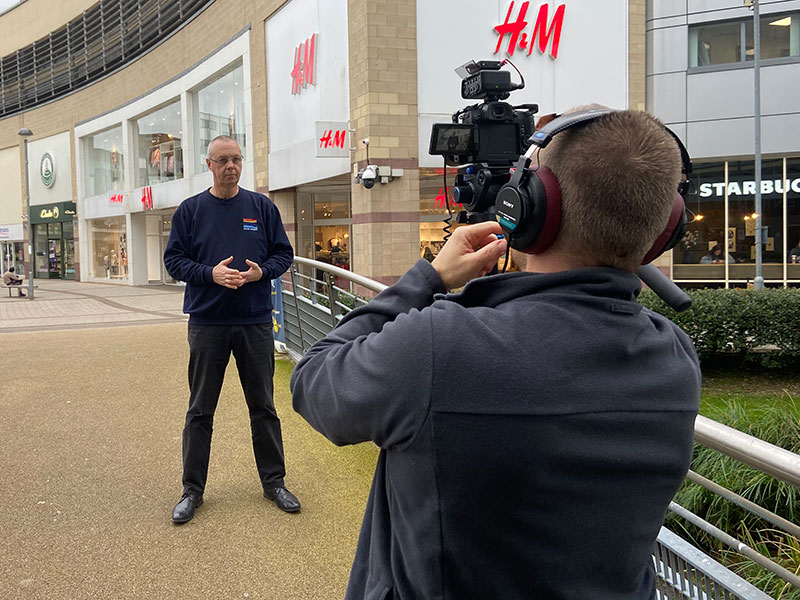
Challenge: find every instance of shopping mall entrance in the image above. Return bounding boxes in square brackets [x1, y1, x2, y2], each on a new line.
[31, 202, 77, 279]
[146, 212, 177, 284]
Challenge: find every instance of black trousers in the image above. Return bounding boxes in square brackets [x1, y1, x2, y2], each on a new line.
[182, 323, 285, 495]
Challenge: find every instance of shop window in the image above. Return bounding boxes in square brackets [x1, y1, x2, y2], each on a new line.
[34, 223, 48, 274]
[420, 168, 461, 216]
[83, 125, 124, 196]
[786, 158, 800, 275]
[135, 99, 184, 187]
[91, 217, 127, 280]
[194, 63, 246, 172]
[689, 13, 799, 68]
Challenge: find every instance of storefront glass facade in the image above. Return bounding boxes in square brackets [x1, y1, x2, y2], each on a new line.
[145, 213, 176, 284]
[91, 217, 127, 280]
[1, 241, 25, 274]
[194, 62, 246, 170]
[134, 99, 184, 187]
[675, 157, 800, 286]
[83, 125, 124, 196]
[30, 202, 77, 279]
[419, 168, 458, 260]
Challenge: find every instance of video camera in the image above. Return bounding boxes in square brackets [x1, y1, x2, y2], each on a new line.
[429, 60, 538, 222]
[428, 59, 692, 312]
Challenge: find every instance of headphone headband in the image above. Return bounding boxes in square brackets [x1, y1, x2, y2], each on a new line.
[495, 108, 691, 263]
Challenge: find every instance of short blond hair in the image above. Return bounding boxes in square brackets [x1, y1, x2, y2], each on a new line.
[541, 109, 681, 271]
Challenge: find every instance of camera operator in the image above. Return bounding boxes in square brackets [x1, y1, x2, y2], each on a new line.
[291, 108, 700, 599]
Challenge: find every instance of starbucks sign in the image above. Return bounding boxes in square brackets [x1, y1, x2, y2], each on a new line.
[40, 152, 55, 188]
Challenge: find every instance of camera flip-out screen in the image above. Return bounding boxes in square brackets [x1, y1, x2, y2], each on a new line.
[429, 124, 478, 156]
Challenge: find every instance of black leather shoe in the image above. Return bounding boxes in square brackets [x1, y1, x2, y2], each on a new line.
[172, 493, 203, 523]
[263, 486, 301, 513]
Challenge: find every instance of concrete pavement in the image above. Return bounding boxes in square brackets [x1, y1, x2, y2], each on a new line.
[0, 280, 377, 599]
[0, 279, 188, 332]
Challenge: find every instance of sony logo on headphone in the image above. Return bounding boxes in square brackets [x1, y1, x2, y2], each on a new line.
[502, 200, 514, 208]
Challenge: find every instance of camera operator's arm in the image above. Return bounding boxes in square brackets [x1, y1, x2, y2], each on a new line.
[291, 223, 506, 449]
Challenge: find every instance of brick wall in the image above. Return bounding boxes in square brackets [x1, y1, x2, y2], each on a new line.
[348, 0, 419, 283]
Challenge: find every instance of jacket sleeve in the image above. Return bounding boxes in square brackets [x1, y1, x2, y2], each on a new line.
[260, 200, 294, 281]
[163, 204, 214, 284]
[291, 260, 447, 450]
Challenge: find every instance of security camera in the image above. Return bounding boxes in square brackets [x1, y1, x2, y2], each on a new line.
[361, 164, 377, 189]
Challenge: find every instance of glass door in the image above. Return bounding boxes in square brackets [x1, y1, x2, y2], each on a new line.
[64, 240, 75, 279]
[48, 239, 62, 277]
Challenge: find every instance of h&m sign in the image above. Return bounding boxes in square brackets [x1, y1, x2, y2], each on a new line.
[494, 1, 566, 59]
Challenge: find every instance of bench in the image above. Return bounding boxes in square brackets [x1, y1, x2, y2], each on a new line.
[2, 281, 36, 297]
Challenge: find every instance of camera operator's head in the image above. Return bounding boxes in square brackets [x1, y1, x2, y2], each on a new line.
[533, 107, 681, 272]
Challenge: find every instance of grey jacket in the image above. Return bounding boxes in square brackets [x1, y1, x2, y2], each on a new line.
[292, 260, 700, 600]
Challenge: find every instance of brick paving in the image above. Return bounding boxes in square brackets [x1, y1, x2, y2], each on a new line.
[0, 279, 187, 332]
[0, 281, 376, 600]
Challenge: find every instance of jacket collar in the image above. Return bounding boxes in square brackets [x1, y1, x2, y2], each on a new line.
[440, 267, 643, 309]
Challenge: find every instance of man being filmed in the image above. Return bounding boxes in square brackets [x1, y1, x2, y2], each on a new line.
[164, 135, 298, 524]
[291, 110, 700, 599]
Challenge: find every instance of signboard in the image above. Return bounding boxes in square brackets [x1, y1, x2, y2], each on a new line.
[0, 224, 25, 240]
[30, 201, 77, 224]
[493, 1, 566, 59]
[315, 122, 349, 158]
[699, 177, 800, 198]
[40, 152, 56, 188]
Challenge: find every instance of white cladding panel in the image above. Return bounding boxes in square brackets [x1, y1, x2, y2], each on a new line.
[28, 132, 73, 207]
[0, 146, 22, 226]
[417, 1, 630, 167]
[266, 0, 350, 190]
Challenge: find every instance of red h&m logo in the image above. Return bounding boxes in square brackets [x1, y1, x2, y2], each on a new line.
[110, 193, 124, 204]
[494, 1, 566, 59]
[141, 186, 153, 210]
[319, 129, 347, 150]
[291, 33, 318, 94]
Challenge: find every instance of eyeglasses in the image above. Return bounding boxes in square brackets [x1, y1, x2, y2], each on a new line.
[208, 155, 244, 166]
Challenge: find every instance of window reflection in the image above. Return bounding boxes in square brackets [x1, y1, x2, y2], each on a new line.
[135, 99, 183, 186]
[689, 13, 799, 68]
[83, 126, 124, 196]
[195, 63, 246, 171]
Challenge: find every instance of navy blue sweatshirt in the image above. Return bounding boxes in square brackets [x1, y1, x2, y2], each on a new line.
[163, 188, 293, 325]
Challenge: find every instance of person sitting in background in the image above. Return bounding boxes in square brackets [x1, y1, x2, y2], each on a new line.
[700, 244, 735, 264]
[3, 266, 25, 297]
[789, 240, 800, 264]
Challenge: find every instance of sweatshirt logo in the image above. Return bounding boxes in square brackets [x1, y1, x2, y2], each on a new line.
[243, 217, 258, 231]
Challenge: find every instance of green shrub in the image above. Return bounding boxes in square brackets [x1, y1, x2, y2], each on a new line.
[639, 287, 800, 368]
[667, 397, 800, 598]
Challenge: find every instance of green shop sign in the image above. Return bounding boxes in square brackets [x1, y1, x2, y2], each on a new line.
[40, 152, 55, 188]
[31, 201, 77, 224]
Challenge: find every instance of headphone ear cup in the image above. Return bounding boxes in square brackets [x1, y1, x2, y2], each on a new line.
[641, 193, 687, 264]
[496, 166, 563, 253]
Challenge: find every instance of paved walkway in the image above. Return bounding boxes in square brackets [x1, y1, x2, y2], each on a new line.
[0, 281, 377, 599]
[0, 279, 187, 332]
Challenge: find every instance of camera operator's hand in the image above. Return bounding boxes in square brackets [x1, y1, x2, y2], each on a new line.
[431, 222, 507, 290]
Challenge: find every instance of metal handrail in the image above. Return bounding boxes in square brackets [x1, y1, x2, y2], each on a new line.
[291, 256, 388, 294]
[280, 257, 800, 598]
[694, 414, 800, 489]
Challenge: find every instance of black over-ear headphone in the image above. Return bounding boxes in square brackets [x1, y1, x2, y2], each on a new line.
[493, 108, 691, 264]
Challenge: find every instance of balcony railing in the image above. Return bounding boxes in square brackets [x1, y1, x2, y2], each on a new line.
[280, 257, 800, 599]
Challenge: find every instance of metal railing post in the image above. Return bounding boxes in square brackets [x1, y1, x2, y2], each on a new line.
[289, 264, 305, 352]
[325, 272, 338, 326]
